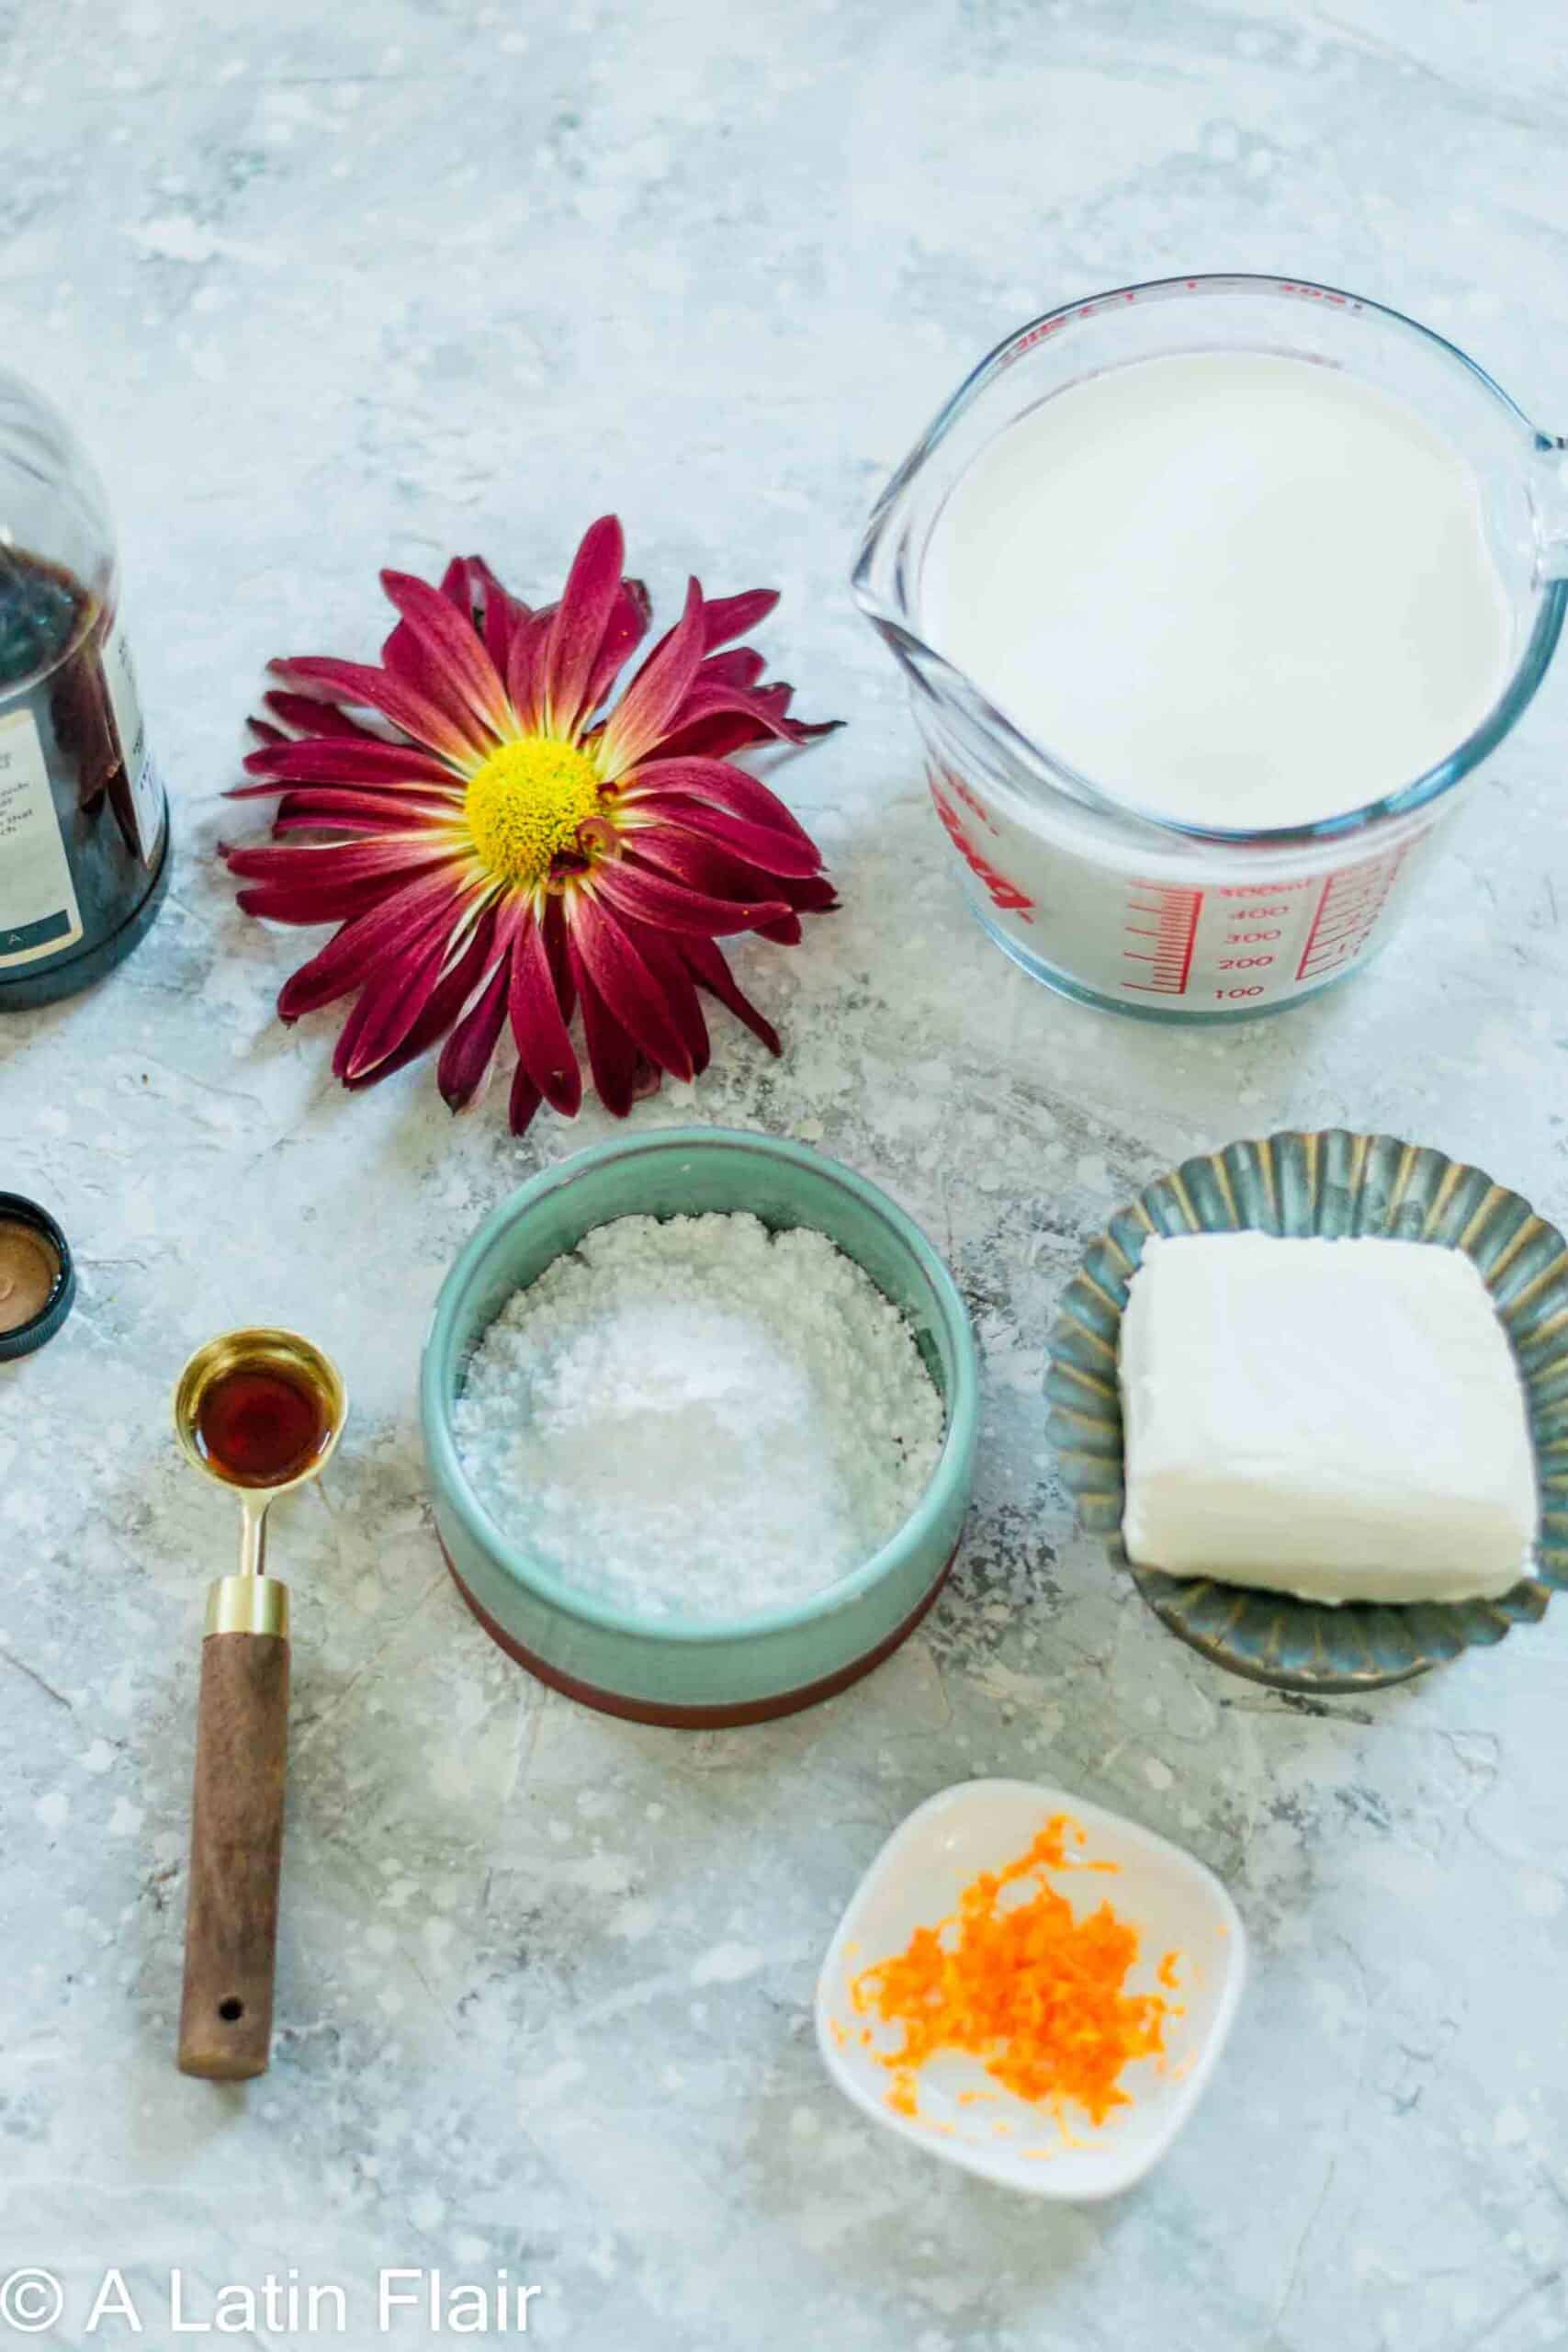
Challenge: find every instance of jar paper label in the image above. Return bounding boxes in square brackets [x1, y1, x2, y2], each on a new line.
[0, 706, 83, 968]
[102, 609, 165, 868]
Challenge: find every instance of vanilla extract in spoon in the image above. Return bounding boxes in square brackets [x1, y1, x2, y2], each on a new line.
[194, 1363, 331, 1489]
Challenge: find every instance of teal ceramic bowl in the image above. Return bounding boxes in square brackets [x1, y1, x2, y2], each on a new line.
[1047, 1130, 1568, 1693]
[422, 1127, 979, 1726]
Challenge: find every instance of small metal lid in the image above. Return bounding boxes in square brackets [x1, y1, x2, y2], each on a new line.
[0, 1193, 75, 1361]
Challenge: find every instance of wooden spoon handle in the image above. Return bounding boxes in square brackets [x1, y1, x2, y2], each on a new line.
[178, 1623, 289, 2079]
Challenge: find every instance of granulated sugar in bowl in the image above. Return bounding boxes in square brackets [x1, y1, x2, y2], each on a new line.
[455, 1212, 943, 1623]
[422, 1128, 979, 1727]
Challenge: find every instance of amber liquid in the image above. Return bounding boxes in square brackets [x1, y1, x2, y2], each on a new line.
[196, 1365, 327, 1488]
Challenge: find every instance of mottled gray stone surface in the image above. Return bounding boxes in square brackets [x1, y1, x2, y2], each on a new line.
[3, 3, 1568, 2347]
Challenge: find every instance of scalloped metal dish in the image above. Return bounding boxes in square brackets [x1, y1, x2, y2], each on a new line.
[1046, 1131, 1568, 1694]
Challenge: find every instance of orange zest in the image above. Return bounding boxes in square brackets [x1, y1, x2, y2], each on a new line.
[851, 1815, 1174, 2127]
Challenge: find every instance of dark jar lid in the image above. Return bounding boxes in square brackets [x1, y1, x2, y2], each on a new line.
[0, 1193, 75, 1360]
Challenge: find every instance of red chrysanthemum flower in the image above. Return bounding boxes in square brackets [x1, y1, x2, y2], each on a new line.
[224, 517, 839, 1132]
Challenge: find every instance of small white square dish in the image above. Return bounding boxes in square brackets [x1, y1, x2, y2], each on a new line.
[814, 1778, 1246, 2199]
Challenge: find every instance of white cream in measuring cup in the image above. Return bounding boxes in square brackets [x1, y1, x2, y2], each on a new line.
[855, 276, 1568, 1017]
[923, 353, 1513, 831]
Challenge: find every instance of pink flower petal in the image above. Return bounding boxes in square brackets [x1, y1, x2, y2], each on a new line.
[628, 924, 710, 1076]
[268, 817, 432, 843]
[273, 873, 469, 1017]
[223, 836, 456, 889]
[623, 829, 773, 906]
[269, 788, 458, 834]
[437, 556, 475, 612]
[381, 567, 513, 740]
[345, 988, 473, 1092]
[544, 895, 577, 1024]
[379, 619, 491, 741]
[591, 858, 788, 938]
[334, 921, 463, 1083]
[507, 906, 583, 1116]
[621, 755, 820, 850]
[755, 681, 840, 740]
[570, 895, 694, 1082]
[438, 953, 511, 1112]
[565, 933, 642, 1118]
[242, 737, 463, 791]
[650, 708, 777, 763]
[542, 515, 626, 739]
[262, 690, 392, 743]
[609, 586, 773, 706]
[583, 578, 652, 715]
[595, 578, 706, 775]
[343, 917, 496, 1091]
[467, 556, 530, 678]
[699, 587, 778, 649]
[630, 823, 832, 924]
[659, 675, 836, 751]
[509, 1061, 544, 1136]
[236, 874, 404, 926]
[271, 656, 489, 768]
[427, 556, 530, 678]
[625, 795, 826, 878]
[679, 936, 783, 1057]
[696, 648, 768, 689]
[774, 871, 840, 913]
[630, 588, 780, 684]
[506, 608, 556, 733]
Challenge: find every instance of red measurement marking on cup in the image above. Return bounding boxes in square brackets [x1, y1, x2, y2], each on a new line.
[1295, 844, 1410, 982]
[929, 778, 1036, 922]
[1121, 885, 1201, 993]
[949, 774, 1000, 835]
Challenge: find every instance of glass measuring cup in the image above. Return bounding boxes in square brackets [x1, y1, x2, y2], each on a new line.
[853, 274, 1568, 1019]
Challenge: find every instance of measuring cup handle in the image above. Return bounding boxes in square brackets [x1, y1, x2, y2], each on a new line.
[177, 1599, 290, 2080]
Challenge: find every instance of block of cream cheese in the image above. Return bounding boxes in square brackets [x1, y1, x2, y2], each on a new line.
[1119, 1234, 1536, 1604]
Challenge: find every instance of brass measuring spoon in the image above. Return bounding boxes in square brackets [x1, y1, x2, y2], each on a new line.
[172, 1327, 346, 2080]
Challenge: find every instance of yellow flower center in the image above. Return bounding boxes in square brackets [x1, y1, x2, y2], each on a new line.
[465, 737, 604, 888]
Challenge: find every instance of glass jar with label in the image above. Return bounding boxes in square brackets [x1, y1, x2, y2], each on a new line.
[0, 368, 168, 1010]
